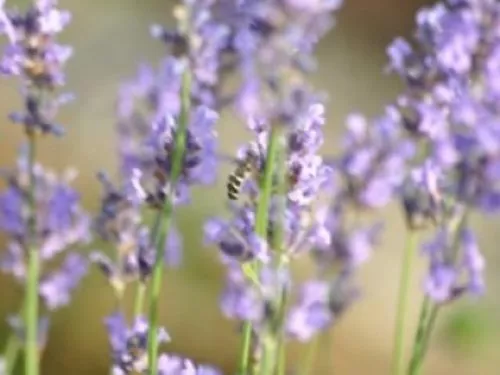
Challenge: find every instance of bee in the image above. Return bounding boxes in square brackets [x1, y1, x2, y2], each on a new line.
[226, 149, 261, 201]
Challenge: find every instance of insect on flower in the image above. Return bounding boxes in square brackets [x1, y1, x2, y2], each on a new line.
[226, 148, 262, 201]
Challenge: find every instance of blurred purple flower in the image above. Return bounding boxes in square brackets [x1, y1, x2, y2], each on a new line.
[91, 173, 183, 296]
[0, 155, 90, 311]
[39, 253, 88, 310]
[422, 224, 485, 303]
[0, 0, 73, 135]
[338, 108, 415, 209]
[105, 312, 170, 374]
[387, 0, 500, 213]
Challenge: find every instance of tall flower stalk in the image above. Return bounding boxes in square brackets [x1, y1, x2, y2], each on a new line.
[0, 1, 89, 375]
[385, 0, 500, 372]
[24, 130, 38, 375]
[146, 67, 191, 375]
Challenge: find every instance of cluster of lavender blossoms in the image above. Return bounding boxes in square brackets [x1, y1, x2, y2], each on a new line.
[0, 0, 90, 369]
[0, 0, 498, 374]
[387, 0, 496, 303]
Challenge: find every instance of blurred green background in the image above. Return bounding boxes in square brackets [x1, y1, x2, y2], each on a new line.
[0, 0, 499, 374]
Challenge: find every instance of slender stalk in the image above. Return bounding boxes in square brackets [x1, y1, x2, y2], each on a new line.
[408, 304, 439, 375]
[238, 126, 281, 375]
[133, 282, 147, 318]
[258, 131, 287, 375]
[272, 135, 288, 375]
[275, 290, 288, 375]
[407, 209, 468, 375]
[147, 68, 191, 375]
[3, 334, 21, 375]
[299, 336, 319, 375]
[259, 336, 278, 375]
[407, 296, 431, 375]
[238, 323, 254, 375]
[24, 131, 40, 375]
[134, 214, 162, 319]
[391, 230, 419, 375]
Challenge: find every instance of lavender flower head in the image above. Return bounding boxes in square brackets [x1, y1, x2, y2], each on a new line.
[150, 0, 230, 108]
[219, 0, 342, 121]
[0, 0, 73, 135]
[385, 0, 500, 302]
[0, 152, 91, 310]
[91, 173, 182, 296]
[387, 0, 500, 213]
[105, 312, 221, 375]
[116, 57, 219, 208]
[204, 102, 380, 341]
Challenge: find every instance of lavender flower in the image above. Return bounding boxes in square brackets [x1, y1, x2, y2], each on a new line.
[0, 0, 73, 135]
[387, 0, 500, 213]
[336, 108, 415, 209]
[205, 104, 332, 265]
[215, 0, 342, 121]
[422, 221, 485, 303]
[91, 173, 182, 296]
[115, 56, 219, 208]
[157, 354, 222, 375]
[105, 312, 221, 375]
[385, 0, 500, 302]
[150, 0, 230, 109]
[286, 276, 358, 342]
[0, 154, 91, 310]
[105, 312, 170, 374]
[204, 102, 379, 342]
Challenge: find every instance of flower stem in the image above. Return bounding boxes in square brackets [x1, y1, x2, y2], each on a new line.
[147, 67, 191, 375]
[391, 230, 419, 375]
[407, 296, 433, 375]
[238, 126, 281, 375]
[133, 282, 147, 318]
[3, 334, 21, 375]
[299, 335, 319, 375]
[407, 209, 468, 375]
[259, 336, 278, 375]
[272, 133, 288, 375]
[24, 131, 40, 375]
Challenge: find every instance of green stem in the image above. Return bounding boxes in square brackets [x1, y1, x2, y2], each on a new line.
[259, 130, 287, 375]
[408, 304, 439, 375]
[3, 334, 21, 375]
[259, 337, 278, 375]
[391, 231, 419, 375]
[133, 282, 147, 318]
[238, 322, 254, 375]
[238, 126, 281, 375]
[254, 126, 280, 237]
[25, 132, 39, 375]
[299, 336, 319, 375]
[275, 290, 288, 375]
[272, 136, 288, 375]
[147, 67, 191, 375]
[407, 209, 468, 375]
